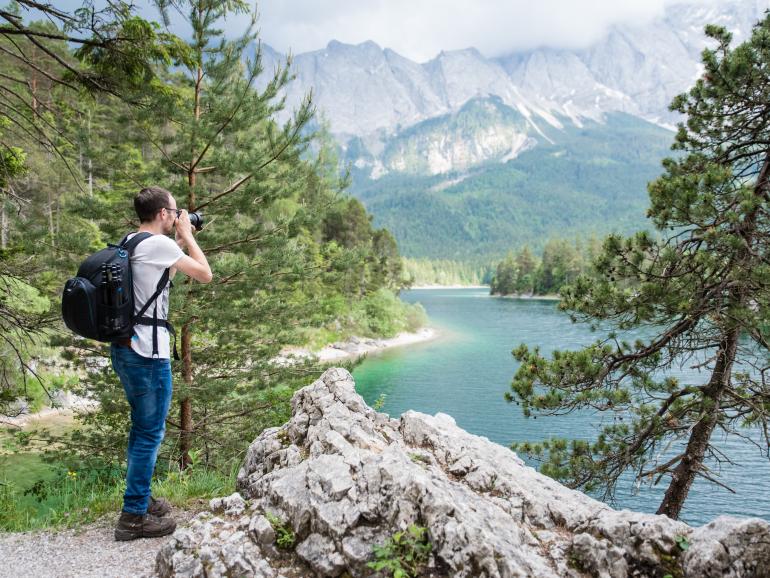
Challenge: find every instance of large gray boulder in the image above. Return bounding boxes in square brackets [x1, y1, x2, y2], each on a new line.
[156, 368, 770, 577]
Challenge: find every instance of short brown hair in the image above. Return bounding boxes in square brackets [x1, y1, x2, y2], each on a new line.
[134, 186, 172, 223]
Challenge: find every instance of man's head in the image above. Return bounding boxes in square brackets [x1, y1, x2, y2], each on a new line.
[134, 186, 178, 234]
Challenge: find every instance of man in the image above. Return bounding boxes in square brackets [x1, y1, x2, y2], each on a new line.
[112, 186, 212, 541]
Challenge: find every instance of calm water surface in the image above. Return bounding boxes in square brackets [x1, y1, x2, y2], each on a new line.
[353, 288, 770, 526]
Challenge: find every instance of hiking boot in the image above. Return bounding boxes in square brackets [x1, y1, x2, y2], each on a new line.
[148, 496, 172, 517]
[114, 511, 177, 541]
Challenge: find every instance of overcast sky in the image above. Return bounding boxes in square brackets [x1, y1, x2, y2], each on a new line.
[251, 0, 710, 61]
[41, 0, 717, 62]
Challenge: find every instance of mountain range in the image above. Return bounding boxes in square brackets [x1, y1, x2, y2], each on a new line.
[259, 0, 767, 261]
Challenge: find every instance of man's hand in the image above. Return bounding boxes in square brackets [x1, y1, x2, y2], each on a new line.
[173, 209, 213, 284]
[175, 210, 194, 248]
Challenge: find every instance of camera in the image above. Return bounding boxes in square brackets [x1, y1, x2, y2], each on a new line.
[189, 211, 204, 231]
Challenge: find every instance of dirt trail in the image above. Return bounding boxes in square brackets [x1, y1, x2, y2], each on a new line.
[0, 508, 198, 578]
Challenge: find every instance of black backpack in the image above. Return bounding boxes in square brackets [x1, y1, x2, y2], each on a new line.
[62, 232, 178, 358]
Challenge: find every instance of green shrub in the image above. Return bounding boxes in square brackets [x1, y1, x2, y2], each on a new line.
[368, 524, 432, 578]
[362, 289, 403, 336]
[265, 511, 296, 549]
[403, 302, 428, 332]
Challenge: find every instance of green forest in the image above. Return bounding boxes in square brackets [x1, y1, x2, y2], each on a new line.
[0, 0, 425, 529]
[350, 111, 674, 261]
[489, 237, 603, 296]
[402, 257, 492, 286]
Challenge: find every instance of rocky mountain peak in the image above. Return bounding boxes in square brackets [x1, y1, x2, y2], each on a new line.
[263, 0, 765, 175]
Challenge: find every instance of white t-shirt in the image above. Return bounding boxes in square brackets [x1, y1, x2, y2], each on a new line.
[127, 233, 185, 359]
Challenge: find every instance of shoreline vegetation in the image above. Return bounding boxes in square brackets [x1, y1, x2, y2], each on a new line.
[408, 283, 561, 300]
[279, 326, 438, 363]
[5, 326, 439, 428]
[489, 240, 600, 298]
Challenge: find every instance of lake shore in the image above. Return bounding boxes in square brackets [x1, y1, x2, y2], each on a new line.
[409, 284, 490, 289]
[493, 293, 560, 301]
[407, 285, 561, 301]
[278, 326, 438, 363]
[6, 327, 439, 427]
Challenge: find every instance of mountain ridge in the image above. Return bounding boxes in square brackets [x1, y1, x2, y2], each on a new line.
[262, 0, 764, 144]
[256, 0, 765, 261]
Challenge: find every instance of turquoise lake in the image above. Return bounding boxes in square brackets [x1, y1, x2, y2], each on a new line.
[352, 287, 770, 527]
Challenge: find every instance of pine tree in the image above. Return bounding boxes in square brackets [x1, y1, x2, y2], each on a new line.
[0, 1, 185, 168]
[131, 0, 321, 468]
[537, 239, 582, 294]
[508, 16, 770, 519]
[490, 252, 517, 295]
[0, 1, 186, 416]
[514, 245, 536, 294]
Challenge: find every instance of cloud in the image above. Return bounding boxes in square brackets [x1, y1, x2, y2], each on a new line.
[254, 0, 707, 61]
[39, 0, 716, 62]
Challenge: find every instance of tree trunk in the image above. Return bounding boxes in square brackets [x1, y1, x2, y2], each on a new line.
[179, 320, 193, 470]
[1, 201, 7, 249]
[656, 328, 739, 518]
[658, 153, 769, 519]
[178, 53, 203, 470]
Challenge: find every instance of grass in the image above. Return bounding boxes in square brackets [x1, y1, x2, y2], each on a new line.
[0, 461, 238, 533]
[1, 414, 238, 533]
[265, 511, 296, 550]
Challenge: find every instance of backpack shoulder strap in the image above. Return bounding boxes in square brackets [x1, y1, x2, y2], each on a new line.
[120, 232, 153, 254]
[133, 267, 173, 359]
[134, 268, 170, 319]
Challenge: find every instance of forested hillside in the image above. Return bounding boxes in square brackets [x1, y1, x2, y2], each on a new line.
[350, 112, 673, 261]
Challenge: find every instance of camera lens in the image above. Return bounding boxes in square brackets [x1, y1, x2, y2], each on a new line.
[188, 212, 204, 231]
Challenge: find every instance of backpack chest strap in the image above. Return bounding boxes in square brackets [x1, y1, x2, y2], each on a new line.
[133, 317, 179, 360]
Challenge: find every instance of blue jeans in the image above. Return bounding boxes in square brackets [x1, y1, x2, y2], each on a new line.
[110, 344, 173, 515]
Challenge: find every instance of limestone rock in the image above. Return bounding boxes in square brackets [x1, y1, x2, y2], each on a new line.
[156, 368, 770, 578]
[682, 517, 770, 577]
[209, 492, 247, 517]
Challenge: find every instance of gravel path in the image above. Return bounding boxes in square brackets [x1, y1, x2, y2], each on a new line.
[0, 507, 200, 578]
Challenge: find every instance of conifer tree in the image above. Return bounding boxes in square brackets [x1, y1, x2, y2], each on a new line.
[0, 1, 185, 170]
[537, 239, 582, 294]
[0, 1, 186, 417]
[514, 245, 536, 294]
[131, 0, 320, 468]
[508, 16, 770, 519]
[490, 252, 517, 295]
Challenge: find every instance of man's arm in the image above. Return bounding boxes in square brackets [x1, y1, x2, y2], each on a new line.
[174, 211, 213, 284]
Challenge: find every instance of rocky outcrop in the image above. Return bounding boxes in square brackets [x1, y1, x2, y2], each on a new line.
[382, 97, 536, 175]
[156, 368, 770, 577]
